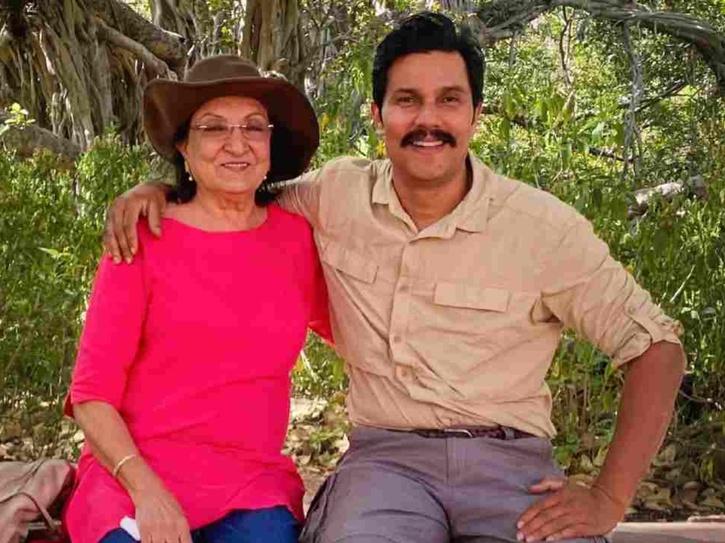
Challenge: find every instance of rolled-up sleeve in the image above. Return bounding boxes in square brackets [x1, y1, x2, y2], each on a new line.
[541, 214, 683, 368]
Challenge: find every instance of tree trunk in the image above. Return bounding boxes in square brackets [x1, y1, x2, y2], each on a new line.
[0, 0, 186, 151]
[240, 0, 304, 88]
[149, 0, 231, 62]
[0, 0, 307, 156]
[437, 0, 479, 12]
[151, 0, 197, 45]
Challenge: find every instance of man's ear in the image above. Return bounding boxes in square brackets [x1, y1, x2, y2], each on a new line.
[472, 102, 483, 125]
[371, 101, 383, 133]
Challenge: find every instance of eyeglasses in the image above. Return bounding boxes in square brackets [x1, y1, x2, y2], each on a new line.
[189, 121, 274, 142]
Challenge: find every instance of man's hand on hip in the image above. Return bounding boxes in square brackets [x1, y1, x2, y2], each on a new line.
[516, 476, 625, 542]
[104, 182, 169, 263]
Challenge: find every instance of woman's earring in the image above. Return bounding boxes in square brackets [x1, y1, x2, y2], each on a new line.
[184, 161, 195, 182]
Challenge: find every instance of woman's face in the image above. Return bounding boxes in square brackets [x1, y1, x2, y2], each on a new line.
[176, 95, 272, 198]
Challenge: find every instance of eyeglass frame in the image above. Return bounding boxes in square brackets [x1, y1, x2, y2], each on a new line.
[189, 122, 275, 141]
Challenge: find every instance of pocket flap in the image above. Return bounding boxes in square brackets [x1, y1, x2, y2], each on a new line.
[322, 241, 378, 283]
[434, 282, 510, 312]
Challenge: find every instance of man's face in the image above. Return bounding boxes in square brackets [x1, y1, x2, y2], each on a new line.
[372, 51, 480, 186]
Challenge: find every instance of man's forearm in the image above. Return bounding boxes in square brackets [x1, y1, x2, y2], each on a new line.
[594, 341, 685, 506]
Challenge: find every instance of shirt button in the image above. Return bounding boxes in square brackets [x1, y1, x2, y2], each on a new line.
[397, 366, 410, 379]
[398, 284, 408, 293]
[392, 335, 402, 343]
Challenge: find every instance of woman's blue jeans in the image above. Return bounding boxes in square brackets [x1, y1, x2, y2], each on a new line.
[99, 506, 299, 543]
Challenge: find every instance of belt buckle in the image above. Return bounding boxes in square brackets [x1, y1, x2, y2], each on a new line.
[443, 428, 474, 438]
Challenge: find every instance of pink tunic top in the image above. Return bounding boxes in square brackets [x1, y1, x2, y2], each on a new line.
[64, 205, 330, 543]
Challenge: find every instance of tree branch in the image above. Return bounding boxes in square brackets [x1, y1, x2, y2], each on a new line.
[481, 105, 633, 163]
[625, 80, 688, 113]
[588, 146, 631, 163]
[86, 0, 186, 74]
[94, 16, 172, 77]
[473, 0, 725, 93]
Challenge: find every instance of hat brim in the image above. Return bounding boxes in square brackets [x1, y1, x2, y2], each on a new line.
[143, 77, 319, 181]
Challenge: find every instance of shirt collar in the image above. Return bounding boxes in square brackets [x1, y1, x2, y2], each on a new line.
[371, 159, 394, 206]
[455, 154, 493, 233]
[372, 152, 493, 235]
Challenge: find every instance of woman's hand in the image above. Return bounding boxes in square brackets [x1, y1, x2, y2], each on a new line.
[72, 402, 192, 543]
[131, 477, 193, 543]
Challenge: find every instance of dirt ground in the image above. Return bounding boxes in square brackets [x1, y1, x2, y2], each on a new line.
[1, 397, 723, 522]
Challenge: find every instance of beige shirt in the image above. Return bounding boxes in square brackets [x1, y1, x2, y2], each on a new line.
[278, 154, 683, 437]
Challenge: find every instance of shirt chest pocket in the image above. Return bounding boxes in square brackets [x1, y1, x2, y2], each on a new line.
[429, 282, 530, 345]
[433, 283, 510, 312]
[321, 240, 378, 284]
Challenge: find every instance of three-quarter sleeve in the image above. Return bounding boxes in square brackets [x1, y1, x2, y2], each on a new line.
[67, 247, 149, 414]
[541, 214, 683, 368]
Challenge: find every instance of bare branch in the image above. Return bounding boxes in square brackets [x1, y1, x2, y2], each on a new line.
[621, 21, 644, 180]
[588, 146, 632, 163]
[558, 7, 574, 87]
[473, 0, 725, 93]
[0, 24, 11, 56]
[628, 80, 688, 113]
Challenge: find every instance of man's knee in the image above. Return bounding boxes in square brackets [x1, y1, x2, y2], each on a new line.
[330, 537, 400, 543]
[300, 463, 448, 543]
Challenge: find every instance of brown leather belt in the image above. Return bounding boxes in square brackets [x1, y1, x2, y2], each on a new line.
[407, 426, 535, 440]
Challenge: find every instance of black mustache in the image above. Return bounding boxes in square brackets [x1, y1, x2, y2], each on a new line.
[401, 129, 456, 147]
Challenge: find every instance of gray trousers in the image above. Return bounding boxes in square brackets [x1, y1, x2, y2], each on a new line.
[301, 426, 607, 543]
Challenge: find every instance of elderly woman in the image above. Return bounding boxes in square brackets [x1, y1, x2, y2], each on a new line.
[64, 56, 329, 543]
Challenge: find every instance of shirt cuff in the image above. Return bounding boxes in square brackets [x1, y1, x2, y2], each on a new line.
[612, 306, 684, 368]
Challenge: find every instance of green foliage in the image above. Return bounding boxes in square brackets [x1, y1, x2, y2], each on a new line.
[0, 135, 150, 421]
[293, 333, 347, 398]
[2, 0, 724, 492]
[465, 12, 725, 478]
[308, 4, 387, 165]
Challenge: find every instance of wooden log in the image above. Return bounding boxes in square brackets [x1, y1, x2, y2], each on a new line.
[628, 176, 708, 217]
[611, 519, 725, 542]
[0, 124, 81, 162]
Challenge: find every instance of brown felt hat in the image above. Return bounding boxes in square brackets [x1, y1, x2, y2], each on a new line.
[143, 55, 319, 182]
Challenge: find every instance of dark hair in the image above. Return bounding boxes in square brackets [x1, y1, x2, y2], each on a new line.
[169, 121, 278, 205]
[372, 12, 485, 111]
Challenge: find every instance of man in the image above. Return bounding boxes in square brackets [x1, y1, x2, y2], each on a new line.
[105, 12, 685, 543]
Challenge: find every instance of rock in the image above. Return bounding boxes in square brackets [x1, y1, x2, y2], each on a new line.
[700, 496, 725, 509]
[653, 444, 677, 467]
[0, 420, 22, 440]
